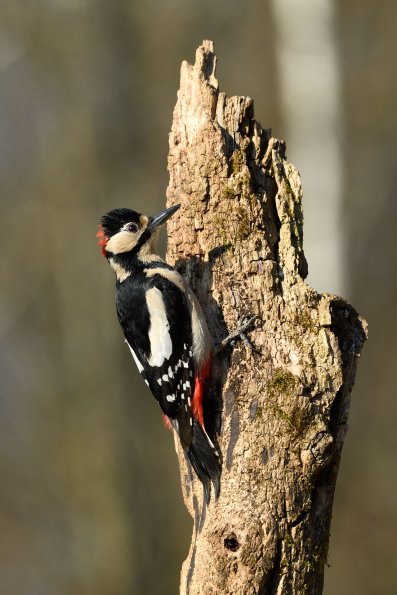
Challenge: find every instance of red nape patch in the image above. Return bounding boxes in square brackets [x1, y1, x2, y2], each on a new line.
[192, 359, 211, 429]
[96, 226, 108, 257]
[163, 414, 173, 431]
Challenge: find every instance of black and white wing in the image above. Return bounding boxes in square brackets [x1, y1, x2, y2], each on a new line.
[116, 273, 195, 449]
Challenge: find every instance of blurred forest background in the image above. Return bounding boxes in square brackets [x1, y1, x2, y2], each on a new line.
[1, 1, 396, 594]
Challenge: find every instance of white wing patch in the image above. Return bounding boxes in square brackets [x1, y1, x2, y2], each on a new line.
[146, 286, 172, 367]
[125, 340, 144, 373]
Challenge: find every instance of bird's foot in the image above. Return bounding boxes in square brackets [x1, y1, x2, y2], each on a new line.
[215, 316, 260, 355]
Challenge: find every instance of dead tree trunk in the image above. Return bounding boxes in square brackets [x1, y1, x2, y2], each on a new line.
[165, 41, 367, 595]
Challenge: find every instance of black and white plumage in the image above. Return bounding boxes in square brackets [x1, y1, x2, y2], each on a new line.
[98, 204, 220, 502]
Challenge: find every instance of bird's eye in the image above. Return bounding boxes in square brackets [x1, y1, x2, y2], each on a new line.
[127, 223, 138, 233]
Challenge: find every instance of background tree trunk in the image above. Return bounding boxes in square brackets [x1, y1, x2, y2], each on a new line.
[166, 41, 367, 595]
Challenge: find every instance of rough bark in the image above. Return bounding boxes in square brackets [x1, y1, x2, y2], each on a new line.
[165, 41, 367, 595]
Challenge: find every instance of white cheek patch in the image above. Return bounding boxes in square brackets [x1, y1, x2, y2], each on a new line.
[146, 287, 173, 367]
[106, 231, 137, 254]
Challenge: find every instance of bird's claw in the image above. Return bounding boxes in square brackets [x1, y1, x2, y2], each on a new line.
[216, 316, 260, 355]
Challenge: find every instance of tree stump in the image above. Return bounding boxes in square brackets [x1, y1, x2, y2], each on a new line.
[166, 40, 367, 595]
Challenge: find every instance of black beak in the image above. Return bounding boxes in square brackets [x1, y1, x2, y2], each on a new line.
[147, 204, 180, 232]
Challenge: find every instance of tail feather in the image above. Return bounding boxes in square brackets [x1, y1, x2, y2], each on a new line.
[187, 420, 221, 504]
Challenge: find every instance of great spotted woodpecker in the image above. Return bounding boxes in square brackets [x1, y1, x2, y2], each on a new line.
[97, 204, 220, 502]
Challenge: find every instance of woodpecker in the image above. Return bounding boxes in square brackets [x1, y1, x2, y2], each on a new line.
[97, 204, 220, 502]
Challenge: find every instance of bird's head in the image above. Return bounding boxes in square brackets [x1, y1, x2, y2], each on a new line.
[97, 204, 180, 260]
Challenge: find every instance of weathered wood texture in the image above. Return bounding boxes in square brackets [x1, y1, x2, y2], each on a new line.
[166, 41, 367, 595]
